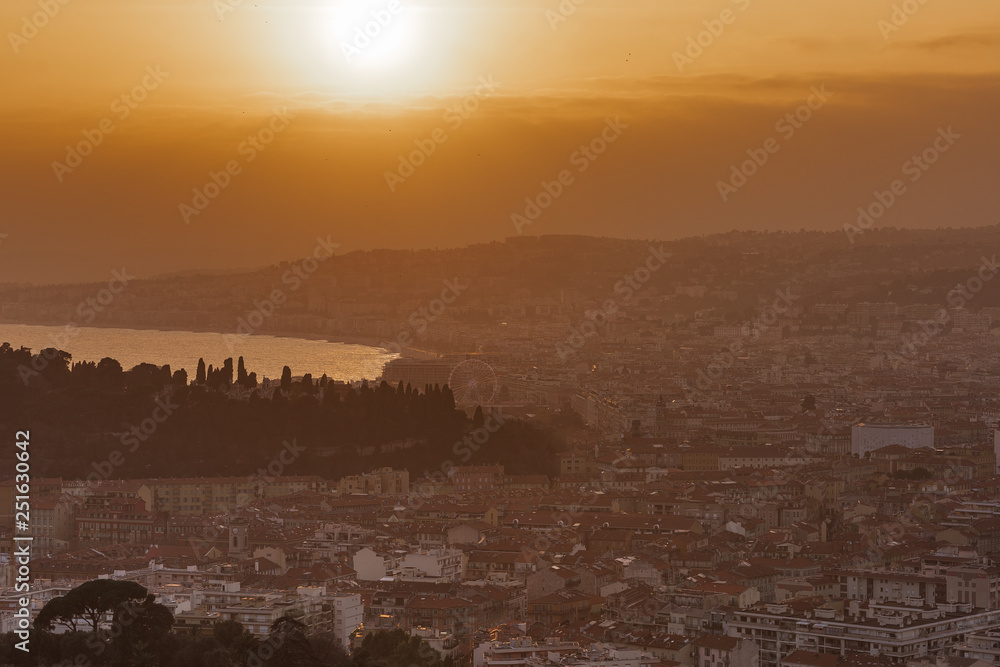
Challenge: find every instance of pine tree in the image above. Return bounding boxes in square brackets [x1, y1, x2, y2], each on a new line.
[196, 358, 206, 385]
[237, 356, 248, 386]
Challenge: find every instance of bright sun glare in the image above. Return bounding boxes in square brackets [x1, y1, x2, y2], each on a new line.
[330, 0, 421, 75]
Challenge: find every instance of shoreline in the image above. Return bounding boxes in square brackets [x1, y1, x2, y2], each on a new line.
[0, 319, 443, 360]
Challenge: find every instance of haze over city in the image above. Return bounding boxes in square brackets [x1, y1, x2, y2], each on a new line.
[2, 0, 999, 282]
[4, 1, 1000, 666]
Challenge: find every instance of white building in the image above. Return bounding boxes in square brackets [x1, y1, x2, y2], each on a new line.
[399, 548, 464, 582]
[328, 592, 363, 650]
[851, 422, 934, 456]
[729, 599, 1000, 667]
[956, 630, 1000, 665]
[352, 547, 402, 581]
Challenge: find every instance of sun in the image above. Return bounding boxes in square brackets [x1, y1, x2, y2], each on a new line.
[330, 0, 421, 73]
[303, 1, 454, 99]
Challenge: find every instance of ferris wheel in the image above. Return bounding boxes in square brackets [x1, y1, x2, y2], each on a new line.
[448, 359, 498, 406]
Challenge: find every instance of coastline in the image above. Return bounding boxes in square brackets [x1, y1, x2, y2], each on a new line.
[0, 319, 442, 360]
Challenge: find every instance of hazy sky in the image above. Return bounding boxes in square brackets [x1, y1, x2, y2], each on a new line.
[1, 0, 998, 282]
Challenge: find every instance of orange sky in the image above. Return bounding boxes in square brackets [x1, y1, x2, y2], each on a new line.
[1, 0, 999, 282]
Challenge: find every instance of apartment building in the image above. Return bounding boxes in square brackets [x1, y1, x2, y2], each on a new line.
[137, 476, 327, 515]
[692, 635, 760, 667]
[33, 493, 80, 553]
[956, 630, 1000, 665]
[398, 548, 465, 582]
[452, 466, 505, 493]
[173, 583, 327, 638]
[329, 592, 363, 650]
[829, 570, 944, 606]
[729, 599, 1000, 667]
[474, 638, 583, 667]
[75, 497, 167, 547]
[337, 468, 409, 495]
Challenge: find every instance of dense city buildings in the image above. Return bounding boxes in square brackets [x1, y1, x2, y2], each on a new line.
[7, 231, 1000, 664]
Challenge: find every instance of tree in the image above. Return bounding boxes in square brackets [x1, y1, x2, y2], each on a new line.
[801, 394, 816, 412]
[34, 595, 82, 632]
[263, 616, 324, 667]
[213, 619, 248, 648]
[36, 580, 148, 634]
[166, 636, 231, 667]
[212, 619, 256, 666]
[307, 633, 352, 666]
[112, 593, 175, 664]
[196, 358, 206, 385]
[351, 629, 444, 666]
[281, 366, 292, 392]
[96, 357, 124, 391]
[126, 363, 163, 394]
[237, 357, 248, 386]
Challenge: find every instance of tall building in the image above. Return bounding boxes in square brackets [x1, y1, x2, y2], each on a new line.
[229, 520, 250, 559]
[329, 593, 363, 649]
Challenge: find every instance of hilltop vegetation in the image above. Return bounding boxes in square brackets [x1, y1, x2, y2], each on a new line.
[0, 344, 560, 481]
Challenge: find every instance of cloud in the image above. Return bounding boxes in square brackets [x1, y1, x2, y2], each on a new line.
[897, 31, 1000, 52]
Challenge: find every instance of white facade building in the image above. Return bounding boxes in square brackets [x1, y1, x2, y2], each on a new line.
[329, 592, 363, 650]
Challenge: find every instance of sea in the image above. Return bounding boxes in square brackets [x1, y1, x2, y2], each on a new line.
[0, 323, 397, 383]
